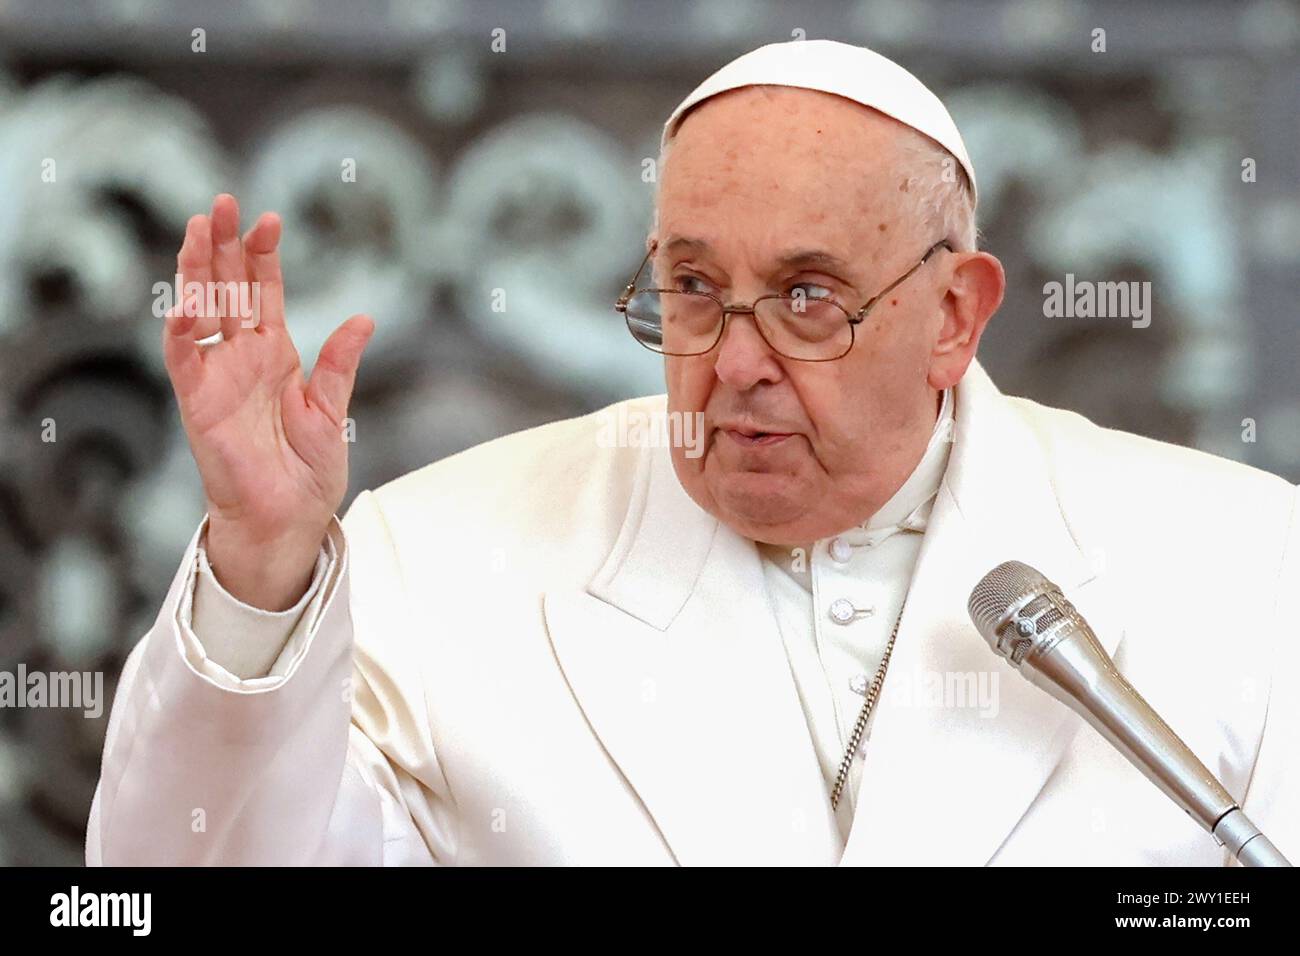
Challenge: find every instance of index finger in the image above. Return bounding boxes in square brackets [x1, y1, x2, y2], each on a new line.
[242, 212, 285, 332]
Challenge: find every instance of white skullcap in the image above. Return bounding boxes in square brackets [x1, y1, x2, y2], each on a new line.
[661, 39, 977, 207]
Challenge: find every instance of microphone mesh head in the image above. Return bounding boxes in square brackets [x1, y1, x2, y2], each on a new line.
[967, 560, 1056, 641]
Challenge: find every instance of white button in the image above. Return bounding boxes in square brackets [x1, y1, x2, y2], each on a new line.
[829, 538, 853, 563]
[849, 673, 869, 695]
[829, 599, 856, 624]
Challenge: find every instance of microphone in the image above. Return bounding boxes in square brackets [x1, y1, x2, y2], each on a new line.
[967, 560, 1291, 867]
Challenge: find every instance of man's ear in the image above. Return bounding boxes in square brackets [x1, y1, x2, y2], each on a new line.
[928, 251, 1005, 391]
[643, 234, 660, 285]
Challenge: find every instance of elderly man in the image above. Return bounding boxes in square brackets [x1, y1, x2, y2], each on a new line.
[88, 40, 1298, 866]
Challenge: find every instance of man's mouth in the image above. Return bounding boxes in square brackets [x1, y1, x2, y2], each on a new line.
[722, 428, 794, 447]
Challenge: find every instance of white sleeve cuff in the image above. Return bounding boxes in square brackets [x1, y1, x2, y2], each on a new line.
[179, 517, 338, 684]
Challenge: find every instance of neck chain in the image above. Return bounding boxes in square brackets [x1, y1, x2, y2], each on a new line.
[829, 598, 907, 811]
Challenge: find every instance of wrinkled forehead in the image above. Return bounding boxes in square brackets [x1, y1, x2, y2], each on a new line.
[657, 87, 924, 271]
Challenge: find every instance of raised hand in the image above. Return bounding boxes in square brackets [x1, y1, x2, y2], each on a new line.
[163, 194, 374, 609]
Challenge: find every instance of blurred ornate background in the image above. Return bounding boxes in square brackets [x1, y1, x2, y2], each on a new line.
[0, 0, 1297, 864]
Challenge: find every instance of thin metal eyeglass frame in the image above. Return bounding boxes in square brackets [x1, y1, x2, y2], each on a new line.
[614, 238, 954, 361]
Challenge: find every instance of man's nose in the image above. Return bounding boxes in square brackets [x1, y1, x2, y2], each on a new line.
[712, 309, 783, 390]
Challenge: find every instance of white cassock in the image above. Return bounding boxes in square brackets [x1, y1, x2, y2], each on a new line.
[85, 359, 1300, 866]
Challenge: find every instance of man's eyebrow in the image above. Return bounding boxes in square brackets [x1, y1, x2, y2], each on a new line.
[658, 237, 855, 276]
[771, 249, 855, 275]
[660, 235, 708, 256]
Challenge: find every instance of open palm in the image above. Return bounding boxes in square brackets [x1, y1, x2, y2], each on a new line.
[163, 194, 373, 603]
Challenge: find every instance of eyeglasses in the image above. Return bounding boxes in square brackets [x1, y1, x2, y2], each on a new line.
[614, 238, 953, 361]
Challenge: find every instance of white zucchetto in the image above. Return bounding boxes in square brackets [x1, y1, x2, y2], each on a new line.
[661, 38, 977, 207]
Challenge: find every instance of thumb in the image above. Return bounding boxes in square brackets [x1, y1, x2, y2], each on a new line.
[305, 314, 375, 424]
